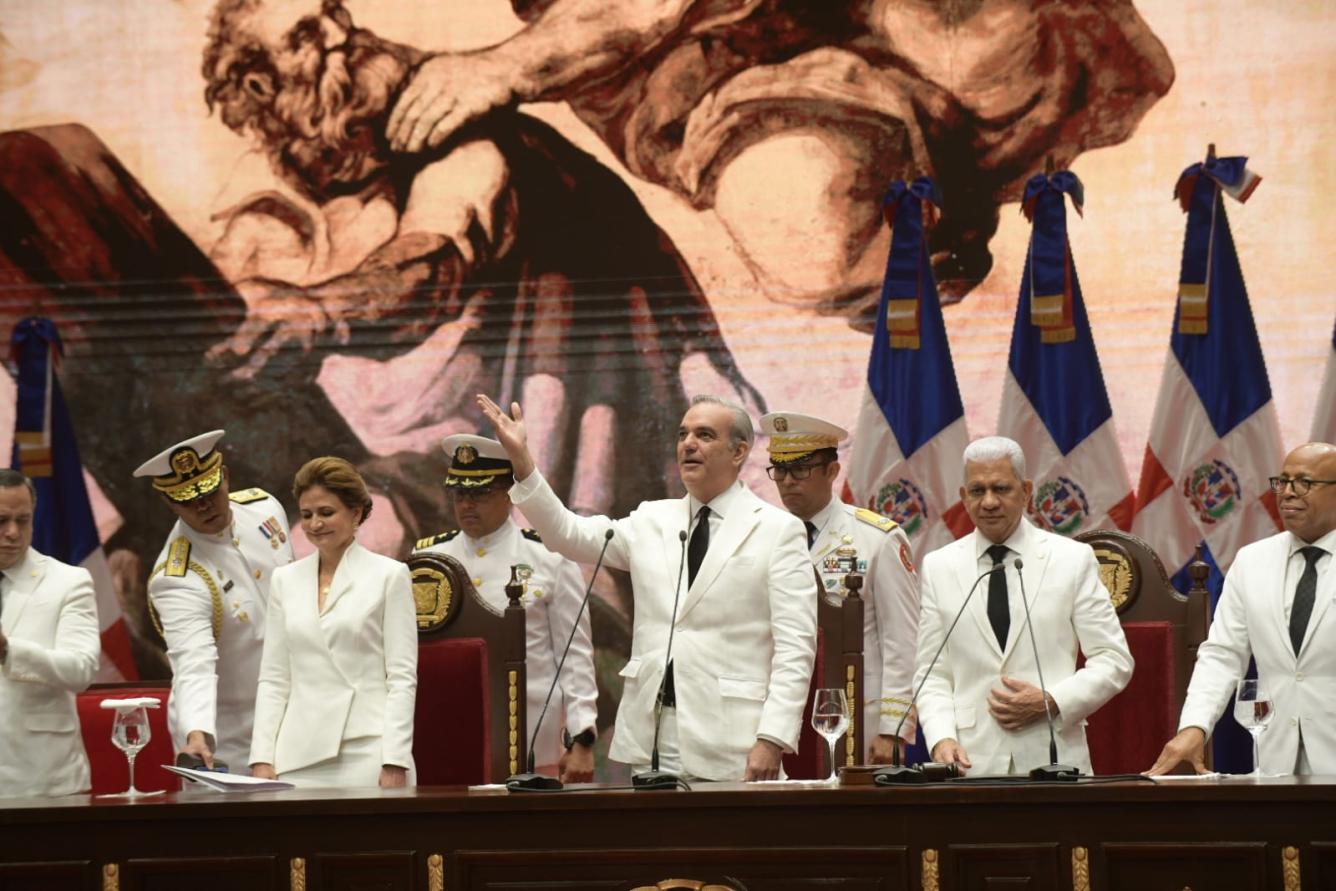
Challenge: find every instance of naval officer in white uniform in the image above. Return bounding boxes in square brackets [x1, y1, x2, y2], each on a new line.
[414, 434, 598, 781]
[136, 430, 294, 771]
[759, 411, 920, 763]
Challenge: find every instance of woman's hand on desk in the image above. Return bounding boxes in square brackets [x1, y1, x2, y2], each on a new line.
[379, 765, 408, 788]
[251, 763, 278, 780]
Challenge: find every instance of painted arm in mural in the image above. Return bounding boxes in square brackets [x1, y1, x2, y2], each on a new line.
[209, 140, 514, 377]
[387, 0, 709, 153]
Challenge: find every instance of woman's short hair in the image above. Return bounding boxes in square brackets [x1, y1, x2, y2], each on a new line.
[292, 457, 373, 523]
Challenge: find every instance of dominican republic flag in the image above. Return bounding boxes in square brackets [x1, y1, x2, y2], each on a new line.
[848, 178, 973, 558]
[997, 171, 1133, 535]
[10, 317, 137, 681]
[1313, 317, 1336, 443]
[1131, 156, 1278, 773]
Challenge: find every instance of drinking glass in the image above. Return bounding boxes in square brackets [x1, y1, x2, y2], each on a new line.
[811, 688, 851, 784]
[1233, 679, 1273, 779]
[106, 705, 156, 798]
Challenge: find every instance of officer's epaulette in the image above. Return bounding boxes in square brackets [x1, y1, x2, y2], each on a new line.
[165, 536, 192, 577]
[854, 507, 899, 533]
[414, 530, 460, 551]
[229, 487, 270, 504]
[521, 528, 543, 543]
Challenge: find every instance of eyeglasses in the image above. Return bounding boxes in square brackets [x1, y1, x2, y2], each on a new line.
[449, 487, 505, 502]
[1268, 476, 1336, 496]
[766, 462, 831, 481]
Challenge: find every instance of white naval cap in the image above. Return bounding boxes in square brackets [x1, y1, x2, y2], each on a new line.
[757, 411, 848, 464]
[441, 433, 514, 489]
[132, 430, 227, 502]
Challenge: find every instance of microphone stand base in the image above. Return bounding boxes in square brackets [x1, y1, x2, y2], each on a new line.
[1028, 763, 1081, 781]
[872, 765, 929, 786]
[631, 769, 682, 791]
[505, 772, 563, 792]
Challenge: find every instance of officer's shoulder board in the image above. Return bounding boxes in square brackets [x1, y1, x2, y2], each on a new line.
[165, 536, 192, 577]
[229, 487, 271, 504]
[854, 507, 899, 533]
[414, 529, 460, 551]
[521, 528, 543, 543]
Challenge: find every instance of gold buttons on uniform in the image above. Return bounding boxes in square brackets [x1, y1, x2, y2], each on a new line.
[233, 538, 240, 546]
[254, 570, 262, 579]
[476, 548, 487, 557]
[472, 577, 482, 586]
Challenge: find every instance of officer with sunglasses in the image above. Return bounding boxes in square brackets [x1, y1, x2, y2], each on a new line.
[758, 411, 921, 765]
[1149, 442, 1336, 776]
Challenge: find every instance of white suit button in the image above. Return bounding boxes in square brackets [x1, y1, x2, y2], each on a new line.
[1296, 673, 1305, 681]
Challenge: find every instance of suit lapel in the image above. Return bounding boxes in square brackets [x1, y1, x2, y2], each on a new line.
[677, 490, 761, 622]
[1, 549, 43, 630]
[320, 542, 359, 616]
[1297, 543, 1335, 660]
[1001, 530, 1051, 665]
[661, 498, 693, 598]
[958, 536, 1004, 660]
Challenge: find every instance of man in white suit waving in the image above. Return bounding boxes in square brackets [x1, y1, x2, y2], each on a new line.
[479, 393, 817, 781]
[915, 437, 1132, 776]
[0, 470, 101, 797]
[1149, 441, 1336, 776]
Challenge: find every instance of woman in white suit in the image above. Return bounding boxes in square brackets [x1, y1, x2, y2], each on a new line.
[249, 458, 417, 787]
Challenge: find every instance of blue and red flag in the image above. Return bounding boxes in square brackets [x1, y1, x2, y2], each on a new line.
[1313, 317, 1336, 443]
[1131, 155, 1280, 773]
[11, 317, 137, 680]
[998, 170, 1134, 535]
[848, 177, 973, 558]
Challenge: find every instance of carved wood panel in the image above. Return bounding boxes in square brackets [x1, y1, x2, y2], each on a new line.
[0, 860, 97, 891]
[306, 851, 418, 891]
[942, 843, 1061, 891]
[1099, 842, 1268, 891]
[118, 856, 282, 891]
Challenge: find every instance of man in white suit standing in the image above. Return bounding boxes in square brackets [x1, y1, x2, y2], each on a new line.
[479, 393, 817, 781]
[915, 437, 1132, 776]
[1149, 441, 1336, 776]
[0, 469, 101, 797]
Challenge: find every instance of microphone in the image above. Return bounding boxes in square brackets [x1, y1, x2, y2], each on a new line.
[632, 525, 692, 790]
[1014, 557, 1079, 781]
[507, 528, 614, 792]
[875, 563, 1006, 785]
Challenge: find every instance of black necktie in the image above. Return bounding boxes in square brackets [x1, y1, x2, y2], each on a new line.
[986, 544, 1010, 649]
[804, 521, 818, 548]
[687, 506, 710, 587]
[1289, 546, 1325, 655]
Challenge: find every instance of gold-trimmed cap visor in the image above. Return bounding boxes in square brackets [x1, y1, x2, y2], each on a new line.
[441, 433, 513, 490]
[133, 430, 227, 502]
[758, 412, 847, 464]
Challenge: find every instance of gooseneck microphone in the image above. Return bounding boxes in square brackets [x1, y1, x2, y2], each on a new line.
[1015, 557, 1079, 781]
[875, 562, 1006, 785]
[632, 525, 692, 790]
[507, 528, 615, 792]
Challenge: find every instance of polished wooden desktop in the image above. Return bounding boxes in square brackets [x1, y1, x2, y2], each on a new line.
[1, 776, 1332, 891]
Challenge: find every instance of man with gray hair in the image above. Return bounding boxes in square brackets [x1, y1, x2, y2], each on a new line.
[479, 392, 817, 781]
[913, 436, 1132, 775]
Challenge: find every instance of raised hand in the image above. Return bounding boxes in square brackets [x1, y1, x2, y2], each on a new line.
[476, 394, 535, 480]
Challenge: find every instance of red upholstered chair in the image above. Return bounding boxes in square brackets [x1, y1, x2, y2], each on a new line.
[783, 569, 865, 780]
[407, 552, 528, 785]
[76, 681, 180, 794]
[1075, 530, 1210, 775]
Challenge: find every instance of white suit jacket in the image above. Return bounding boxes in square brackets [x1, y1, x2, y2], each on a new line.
[511, 472, 817, 781]
[0, 548, 99, 797]
[414, 518, 598, 770]
[809, 499, 920, 743]
[148, 490, 294, 769]
[915, 519, 1133, 774]
[249, 542, 418, 776]
[1179, 529, 1336, 775]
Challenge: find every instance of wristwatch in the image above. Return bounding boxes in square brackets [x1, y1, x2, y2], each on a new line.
[563, 727, 596, 750]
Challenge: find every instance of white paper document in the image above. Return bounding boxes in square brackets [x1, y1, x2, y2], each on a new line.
[163, 764, 295, 792]
[1147, 772, 1222, 781]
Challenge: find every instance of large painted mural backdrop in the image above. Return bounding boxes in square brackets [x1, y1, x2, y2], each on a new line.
[1, 1, 1333, 695]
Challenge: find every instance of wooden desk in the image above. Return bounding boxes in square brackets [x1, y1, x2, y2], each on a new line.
[1, 777, 1333, 890]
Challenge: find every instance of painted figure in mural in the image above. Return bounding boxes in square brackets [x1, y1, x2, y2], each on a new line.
[388, 0, 1174, 326]
[199, 0, 761, 532]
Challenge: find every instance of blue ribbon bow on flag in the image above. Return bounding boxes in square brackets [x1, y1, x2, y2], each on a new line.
[1174, 155, 1262, 336]
[1020, 171, 1084, 344]
[879, 177, 943, 350]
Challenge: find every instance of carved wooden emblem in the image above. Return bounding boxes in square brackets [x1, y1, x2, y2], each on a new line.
[408, 553, 462, 632]
[1092, 543, 1140, 614]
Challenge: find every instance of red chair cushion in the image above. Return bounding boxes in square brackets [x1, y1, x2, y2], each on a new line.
[782, 628, 827, 780]
[1083, 621, 1176, 775]
[413, 637, 490, 785]
[76, 685, 180, 794]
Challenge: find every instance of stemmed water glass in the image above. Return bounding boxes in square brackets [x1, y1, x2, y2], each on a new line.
[1233, 679, 1273, 779]
[101, 703, 163, 798]
[811, 688, 850, 784]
